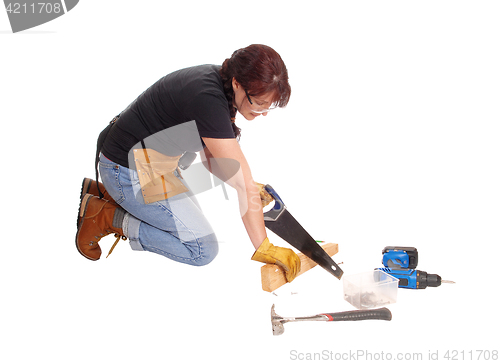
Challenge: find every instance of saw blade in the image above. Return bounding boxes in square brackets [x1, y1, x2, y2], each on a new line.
[264, 206, 343, 280]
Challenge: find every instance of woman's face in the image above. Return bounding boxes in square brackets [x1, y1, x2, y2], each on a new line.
[232, 78, 273, 120]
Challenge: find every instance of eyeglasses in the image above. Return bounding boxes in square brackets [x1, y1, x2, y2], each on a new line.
[245, 90, 278, 114]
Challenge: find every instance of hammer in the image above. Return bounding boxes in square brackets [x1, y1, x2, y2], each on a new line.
[271, 304, 392, 336]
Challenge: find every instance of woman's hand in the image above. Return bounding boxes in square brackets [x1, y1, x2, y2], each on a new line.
[255, 182, 274, 207]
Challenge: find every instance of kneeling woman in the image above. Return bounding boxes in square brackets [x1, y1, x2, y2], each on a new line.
[76, 44, 300, 282]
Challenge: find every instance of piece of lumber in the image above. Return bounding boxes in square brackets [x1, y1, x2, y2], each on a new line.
[260, 243, 339, 292]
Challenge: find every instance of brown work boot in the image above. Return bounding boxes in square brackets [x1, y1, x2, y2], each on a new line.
[77, 178, 118, 229]
[80, 177, 115, 203]
[76, 194, 127, 261]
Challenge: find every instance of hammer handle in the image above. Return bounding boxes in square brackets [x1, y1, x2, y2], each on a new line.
[321, 307, 392, 322]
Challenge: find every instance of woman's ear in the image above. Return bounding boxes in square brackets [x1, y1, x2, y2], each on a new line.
[232, 77, 241, 91]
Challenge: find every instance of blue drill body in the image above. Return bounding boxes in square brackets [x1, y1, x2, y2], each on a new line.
[376, 267, 442, 289]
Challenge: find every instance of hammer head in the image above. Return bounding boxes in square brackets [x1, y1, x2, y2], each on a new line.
[271, 304, 285, 336]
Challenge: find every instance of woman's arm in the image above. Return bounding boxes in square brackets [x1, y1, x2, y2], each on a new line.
[201, 138, 266, 249]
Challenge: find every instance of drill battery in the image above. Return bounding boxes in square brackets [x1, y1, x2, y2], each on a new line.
[382, 246, 418, 269]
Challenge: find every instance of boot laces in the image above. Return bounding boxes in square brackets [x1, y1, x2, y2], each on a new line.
[106, 234, 127, 258]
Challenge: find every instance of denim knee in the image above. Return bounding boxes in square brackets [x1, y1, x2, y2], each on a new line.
[190, 233, 219, 267]
[139, 230, 219, 267]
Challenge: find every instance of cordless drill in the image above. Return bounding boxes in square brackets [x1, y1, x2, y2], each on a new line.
[377, 246, 454, 289]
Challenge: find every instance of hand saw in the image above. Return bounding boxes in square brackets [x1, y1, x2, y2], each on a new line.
[263, 185, 343, 280]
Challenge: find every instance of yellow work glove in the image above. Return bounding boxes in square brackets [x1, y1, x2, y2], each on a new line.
[251, 238, 301, 282]
[256, 182, 274, 207]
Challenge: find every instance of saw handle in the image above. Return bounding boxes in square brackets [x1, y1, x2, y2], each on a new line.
[264, 185, 284, 208]
[322, 307, 392, 322]
[263, 185, 287, 222]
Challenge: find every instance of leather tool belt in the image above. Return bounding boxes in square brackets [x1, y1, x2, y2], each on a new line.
[133, 148, 188, 204]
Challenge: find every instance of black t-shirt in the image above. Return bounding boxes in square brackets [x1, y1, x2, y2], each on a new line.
[101, 64, 235, 168]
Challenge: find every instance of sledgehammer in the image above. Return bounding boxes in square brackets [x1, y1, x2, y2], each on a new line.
[271, 304, 392, 336]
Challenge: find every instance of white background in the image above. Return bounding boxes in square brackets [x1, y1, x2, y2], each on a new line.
[1, 1, 499, 363]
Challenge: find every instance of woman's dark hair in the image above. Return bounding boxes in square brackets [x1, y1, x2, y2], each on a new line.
[220, 44, 291, 140]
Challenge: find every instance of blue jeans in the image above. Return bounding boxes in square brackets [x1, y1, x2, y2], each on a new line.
[98, 154, 218, 266]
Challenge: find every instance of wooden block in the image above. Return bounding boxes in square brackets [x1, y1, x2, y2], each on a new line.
[260, 243, 339, 292]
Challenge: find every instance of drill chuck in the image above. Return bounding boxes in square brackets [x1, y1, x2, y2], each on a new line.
[415, 271, 442, 289]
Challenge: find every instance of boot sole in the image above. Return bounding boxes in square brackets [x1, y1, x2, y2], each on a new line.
[80, 178, 92, 202]
[78, 178, 93, 229]
[75, 194, 99, 261]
